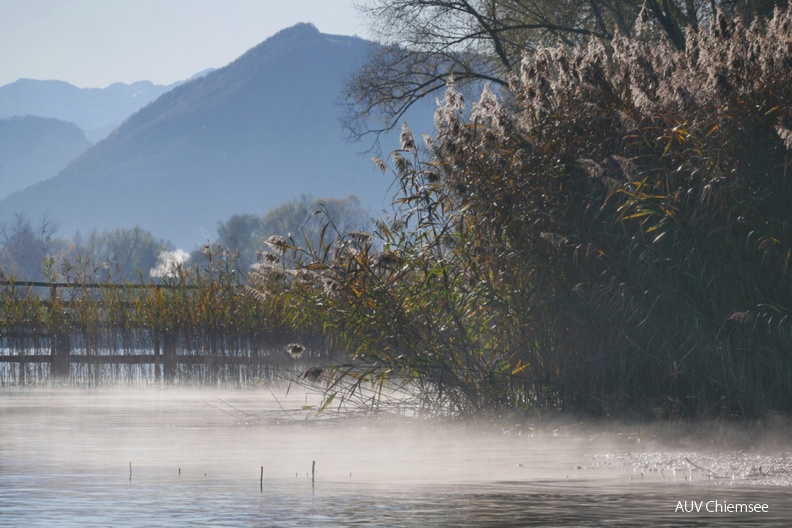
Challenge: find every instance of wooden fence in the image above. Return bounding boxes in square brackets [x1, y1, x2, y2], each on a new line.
[0, 280, 328, 386]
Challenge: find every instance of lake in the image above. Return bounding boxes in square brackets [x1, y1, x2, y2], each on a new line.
[2, 388, 791, 526]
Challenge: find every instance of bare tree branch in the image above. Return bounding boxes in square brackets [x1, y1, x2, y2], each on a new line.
[345, 0, 786, 140]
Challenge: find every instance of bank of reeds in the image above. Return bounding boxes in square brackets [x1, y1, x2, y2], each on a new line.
[249, 9, 792, 419]
[0, 246, 329, 386]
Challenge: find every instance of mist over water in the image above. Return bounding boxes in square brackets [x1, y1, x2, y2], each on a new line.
[2, 389, 792, 527]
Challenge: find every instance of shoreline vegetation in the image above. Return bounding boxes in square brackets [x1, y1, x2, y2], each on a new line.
[3, 9, 792, 425]
[251, 8, 792, 422]
[0, 251, 338, 387]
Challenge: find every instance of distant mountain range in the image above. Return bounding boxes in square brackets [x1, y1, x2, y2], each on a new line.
[0, 74, 209, 142]
[0, 24, 433, 249]
[0, 116, 91, 199]
[0, 73, 209, 203]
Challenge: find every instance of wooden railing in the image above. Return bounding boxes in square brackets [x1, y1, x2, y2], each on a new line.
[0, 280, 326, 385]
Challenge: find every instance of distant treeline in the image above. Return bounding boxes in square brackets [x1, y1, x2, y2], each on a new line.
[0, 195, 370, 283]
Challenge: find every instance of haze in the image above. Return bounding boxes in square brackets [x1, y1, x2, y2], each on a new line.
[0, 0, 368, 88]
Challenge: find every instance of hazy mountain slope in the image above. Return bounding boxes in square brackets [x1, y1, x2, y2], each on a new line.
[0, 24, 425, 248]
[0, 116, 91, 199]
[0, 75, 206, 142]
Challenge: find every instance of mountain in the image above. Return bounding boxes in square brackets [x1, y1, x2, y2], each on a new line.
[0, 74, 208, 142]
[0, 116, 91, 199]
[0, 24, 429, 249]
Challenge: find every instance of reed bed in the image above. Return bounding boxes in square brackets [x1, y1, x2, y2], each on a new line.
[245, 9, 792, 419]
[0, 247, 335, 387]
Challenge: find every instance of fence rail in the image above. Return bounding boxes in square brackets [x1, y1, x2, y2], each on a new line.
[0, 280, 328, 386]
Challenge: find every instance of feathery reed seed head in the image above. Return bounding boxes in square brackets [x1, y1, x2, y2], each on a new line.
[265, 235, 289, 253]
[400, 122, 416, 152]
[257, 252, 280, 265]
[372, 157, 389, 173]
[346, 230, 374, 246]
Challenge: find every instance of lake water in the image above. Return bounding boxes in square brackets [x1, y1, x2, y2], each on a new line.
[2, 388, 791, 527]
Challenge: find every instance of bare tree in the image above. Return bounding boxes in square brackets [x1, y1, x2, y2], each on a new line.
[210, 195, 372, 273]
[0, 213, 58, 280]
[69, 226, 171, 282]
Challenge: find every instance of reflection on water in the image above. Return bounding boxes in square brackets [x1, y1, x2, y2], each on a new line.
[1, 389, 791, 527]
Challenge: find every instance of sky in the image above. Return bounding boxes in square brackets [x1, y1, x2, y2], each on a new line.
[0, 0, 370, 88]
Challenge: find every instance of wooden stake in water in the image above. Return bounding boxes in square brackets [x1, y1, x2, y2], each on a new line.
[129, 461, 132, 482]
[311, 460, 315, 484]
[260, 466, 263, 492]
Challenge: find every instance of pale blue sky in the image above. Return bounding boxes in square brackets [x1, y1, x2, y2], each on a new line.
[1, 0, 370, 88]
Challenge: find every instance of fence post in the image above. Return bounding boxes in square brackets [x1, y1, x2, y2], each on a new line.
[51, 331, 71, 378]
[18, 353, 26, 385]
[163, 331, 177, 383]
[49, 284, 71, 379]
[154, 332, 161, 382]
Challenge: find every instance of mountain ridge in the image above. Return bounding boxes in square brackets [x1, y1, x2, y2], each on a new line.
[0, 116, 91, 199]
[0, 76, 201, 142]
[0, 24, 429, 249]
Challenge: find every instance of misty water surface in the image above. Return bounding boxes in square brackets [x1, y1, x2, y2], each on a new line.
[2, 389, 791, 527]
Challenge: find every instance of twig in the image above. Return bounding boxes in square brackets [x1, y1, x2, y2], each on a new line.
[211, 396, 259, 420]
[261, 380, 296, 421]
[685, 457, 726, 479]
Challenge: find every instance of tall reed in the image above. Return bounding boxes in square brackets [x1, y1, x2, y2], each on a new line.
[254, 8, 792, 418]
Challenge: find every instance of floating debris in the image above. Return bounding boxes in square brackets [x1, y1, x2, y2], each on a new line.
[285, 343, 305, 359]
